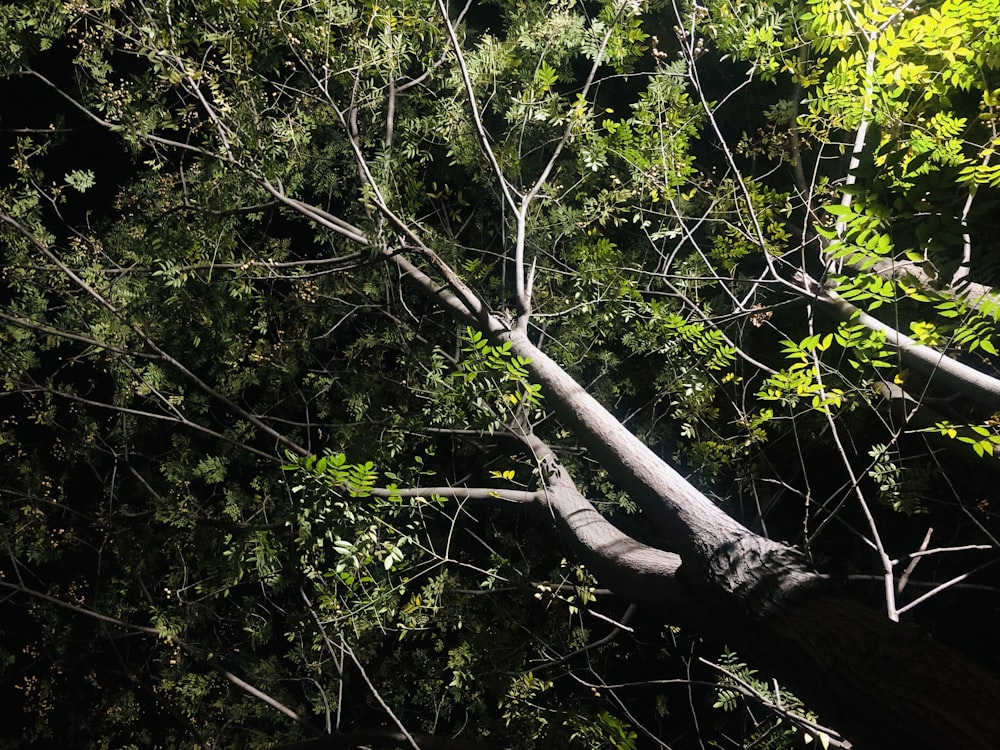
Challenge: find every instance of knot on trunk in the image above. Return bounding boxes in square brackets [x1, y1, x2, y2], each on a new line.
[700, 534, 826, 618]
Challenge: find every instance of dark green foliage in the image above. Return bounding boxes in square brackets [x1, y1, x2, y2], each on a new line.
[3, 0, 1000, 748]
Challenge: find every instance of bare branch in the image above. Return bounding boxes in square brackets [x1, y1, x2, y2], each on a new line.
[261, 181, 371, 246]
[896, 557, 1000, 616]
[0, 580, 162, 637]
[434, 0, 520, 214]
[217, 665, 321, 737]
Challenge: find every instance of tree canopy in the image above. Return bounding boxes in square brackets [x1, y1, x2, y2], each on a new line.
[2, 0, 1000, 748]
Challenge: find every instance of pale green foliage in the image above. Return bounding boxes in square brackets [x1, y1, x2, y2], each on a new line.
[930, 419, 1000, 458]
[281, 451, 423, 590]
[703, 0, 800, 79]
[758, 332, 845, 413]
[623, 299, 737, 372]
[63, 168, 95, 192]
[802, 0, 1000, 181]
[868, 443, 929, 513]
[706, 0, 1000, 459]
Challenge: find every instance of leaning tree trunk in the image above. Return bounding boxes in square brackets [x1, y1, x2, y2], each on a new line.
[284, 192, 1000, 748]
[540, 479, 1000, 748]
[496, 327, 1000, 750]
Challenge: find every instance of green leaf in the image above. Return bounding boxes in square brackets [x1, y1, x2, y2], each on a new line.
[64, 169, 96, 192]
[823, 204, 855, 217]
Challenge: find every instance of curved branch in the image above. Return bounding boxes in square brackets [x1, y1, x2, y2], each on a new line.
[519, 432, 703, 619]
[261, 181, 371, 246]
[217, 665, 320, 737]
[804, 275, 1000, 405]
[506, 331, 750, 557]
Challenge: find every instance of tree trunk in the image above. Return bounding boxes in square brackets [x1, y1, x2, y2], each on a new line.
[729, 590, 1000, 749]
[496, 326, 1000, 749]
[381, 214, 1000, 748]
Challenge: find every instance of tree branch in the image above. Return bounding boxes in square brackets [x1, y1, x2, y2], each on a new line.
[804, 274, 1000, 405]
[0, 213, 309, 455]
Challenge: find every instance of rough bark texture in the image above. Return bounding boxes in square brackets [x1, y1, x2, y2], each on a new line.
[587, 532, 1000, 749]
[385, 242, 1000, 749]
[661, 532, 1000, 748]
[498, 328, 1000, 749]
[535, 476, 1000, 748]
[521, 434, 704, 621]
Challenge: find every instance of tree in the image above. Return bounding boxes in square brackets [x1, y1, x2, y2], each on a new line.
[2, 0, 1000, 747]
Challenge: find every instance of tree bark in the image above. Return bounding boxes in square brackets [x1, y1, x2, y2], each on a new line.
[492, 327, 1000, 750]
[280, 191, 1000, 749]
[737, 591, 1000, 749]
[801, 273, 1000, 406]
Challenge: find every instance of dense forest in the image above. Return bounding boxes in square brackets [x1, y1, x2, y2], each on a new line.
[2, 0, 1000, 747]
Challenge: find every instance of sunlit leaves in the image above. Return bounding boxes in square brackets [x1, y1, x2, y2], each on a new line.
[451, 327, 543, 433]
[759, 332, 845, 412]
[623, 303, 737, 372]
[868, 443, 929, 514]
[63, 169, 95, 192]
[701, 0, 798, 79]
[282, 451, 425, 594]
[930, 420, 1000, 458]
[833, 322, 893, 370]
[834, 273, 897, 310]
[458, 327, 535, 384]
